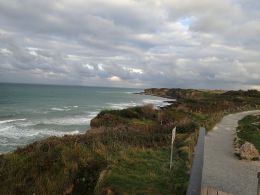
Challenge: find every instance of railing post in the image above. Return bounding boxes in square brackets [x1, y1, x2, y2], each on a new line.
[186, 127, 205, 195]
[257, 172, 260, 195]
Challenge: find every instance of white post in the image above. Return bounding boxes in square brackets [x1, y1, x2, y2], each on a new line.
[170, 127, 176, 170]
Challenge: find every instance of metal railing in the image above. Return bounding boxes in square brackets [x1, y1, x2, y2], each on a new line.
[186, 127, 205, 195]
[257, 172, 260, 195]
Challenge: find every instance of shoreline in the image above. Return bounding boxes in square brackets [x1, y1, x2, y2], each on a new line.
[0, 91, 174, 154]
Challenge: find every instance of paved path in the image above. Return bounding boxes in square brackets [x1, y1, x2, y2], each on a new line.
[202, 110, 260, 195]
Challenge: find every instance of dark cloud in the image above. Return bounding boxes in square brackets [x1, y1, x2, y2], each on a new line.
[0, 0, 259, 89]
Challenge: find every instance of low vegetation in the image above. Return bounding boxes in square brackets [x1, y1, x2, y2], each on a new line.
[0, 88, 259, 194]
[236, 114, 260, 151]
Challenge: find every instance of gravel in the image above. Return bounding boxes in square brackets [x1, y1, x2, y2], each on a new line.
[202, 110, 260, 195]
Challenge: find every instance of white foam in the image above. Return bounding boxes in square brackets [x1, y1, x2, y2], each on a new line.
[0, 143, 23, 146]
[0, 126, 11, 132]
[33, 130, 80, 137]
[47, 117, 91, 125]
[142, 99, 162, 104]
[0, 122, 82, 139]
[34, 111, 98, 126]
[88, 112, 99, 118]
[124, 91, 138, 94]
[51, 106, 80, 111]
[51, 107, 71, 111]
[66, 130, 80, 135]
[124, 91, 142, 94]
[0, 118, 26, 124]
[142, 98, 174, 107]
[106, 98, 173, 110]
[107, 102, 137, 109]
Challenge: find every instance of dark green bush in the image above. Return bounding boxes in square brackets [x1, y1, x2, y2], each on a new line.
[177, 122, 199, 134]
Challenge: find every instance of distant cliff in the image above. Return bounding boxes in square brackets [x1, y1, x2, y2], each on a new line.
[140, 88, 225, 99]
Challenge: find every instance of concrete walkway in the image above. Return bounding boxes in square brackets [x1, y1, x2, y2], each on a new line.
[202, 110, 260, 195]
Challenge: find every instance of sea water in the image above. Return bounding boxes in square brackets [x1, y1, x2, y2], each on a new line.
[0, 83, 172, 153]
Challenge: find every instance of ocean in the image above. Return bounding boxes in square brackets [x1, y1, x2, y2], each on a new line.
[0, 83, 172, 153]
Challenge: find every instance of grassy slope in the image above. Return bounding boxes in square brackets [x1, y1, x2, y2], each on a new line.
[0, 89, 259, 194]
[236, 114, 260, 151]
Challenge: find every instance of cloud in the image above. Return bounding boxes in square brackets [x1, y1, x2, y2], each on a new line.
[0, 0, 259, 89]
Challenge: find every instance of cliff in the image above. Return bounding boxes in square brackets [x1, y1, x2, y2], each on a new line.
[140, 88, 225, 99]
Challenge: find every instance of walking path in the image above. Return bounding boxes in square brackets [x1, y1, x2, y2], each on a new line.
[202, 110, 260, 195]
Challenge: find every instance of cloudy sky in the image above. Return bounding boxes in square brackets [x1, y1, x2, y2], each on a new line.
[0, 0, 259, 89]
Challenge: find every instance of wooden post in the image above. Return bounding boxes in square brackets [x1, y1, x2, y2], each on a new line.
[257, 172, 260, 195]
[170, 127, 176, 170]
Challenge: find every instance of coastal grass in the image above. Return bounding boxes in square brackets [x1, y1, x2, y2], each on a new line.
[99, 131, 197, 195]
[237, 114, 260, 150]
[102, 147, 188, 195]
[0, 137, 107, 194]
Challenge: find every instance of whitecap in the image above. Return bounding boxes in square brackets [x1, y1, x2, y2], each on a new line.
[37, 111, 98, 126]
[46, 117, 90, 125]
[51, 107, 71, 111]
[32, 130, 81, 137]
[124, 91, 142, 94]
[0, 122, 82, 140]
[0, 118, 26, 124]
[106, 102, 137, 109]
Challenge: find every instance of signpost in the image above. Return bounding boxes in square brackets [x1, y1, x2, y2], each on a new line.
[170, 127, 176, 170]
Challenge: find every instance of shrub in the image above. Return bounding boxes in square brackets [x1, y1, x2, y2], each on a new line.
[177, 122, 199, 134]
[140, 104, 156, 119]
[90, 113, 128, 128]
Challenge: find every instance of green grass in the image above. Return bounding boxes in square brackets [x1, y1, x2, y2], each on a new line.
[237, 115, 260, 150]
[102, 147, 188, 195]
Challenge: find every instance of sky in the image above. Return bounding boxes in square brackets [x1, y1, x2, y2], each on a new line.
[0, 0, 259, 89]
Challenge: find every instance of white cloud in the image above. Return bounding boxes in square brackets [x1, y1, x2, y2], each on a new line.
[0, 48, 12, 55]
[109, 76, 121, 81]
[123, 67, 143, 74]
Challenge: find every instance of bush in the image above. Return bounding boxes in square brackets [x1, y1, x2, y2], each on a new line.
[177, 122, 199, 134]
[90, 113, 128, 128]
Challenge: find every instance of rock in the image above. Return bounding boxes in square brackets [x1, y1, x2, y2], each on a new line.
[239, 142, 259, 160]
[234, 136, 240, 156]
